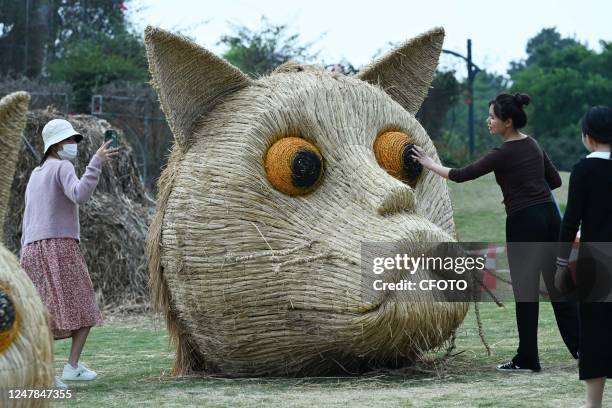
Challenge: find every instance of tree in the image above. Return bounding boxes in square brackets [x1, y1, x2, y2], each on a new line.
[48, 33, 147, 112]
[436, 71, 509, 166]
[509, 28, 612, 170]
[0, 0, 145, 112]
[45, 1, 147, 112]
[46, 0, 131, 62]
[520, 27, 581, 69]
[0, 0, 133, 78]
[417, 70, 461, 139]
[219, 18, 315, 77]
[0, 0, 50, 77]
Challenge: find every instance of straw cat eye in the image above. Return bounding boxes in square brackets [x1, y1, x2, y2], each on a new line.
[264, 137, 323, 196]
[0, 287, 19, 353]
[374, 130, 423, 187]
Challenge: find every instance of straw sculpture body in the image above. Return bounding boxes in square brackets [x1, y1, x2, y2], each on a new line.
[145, 26, 469, 376]
[0, 92, 54, 404]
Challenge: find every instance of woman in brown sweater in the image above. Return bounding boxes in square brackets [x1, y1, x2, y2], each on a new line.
[411, 93, 579, 372]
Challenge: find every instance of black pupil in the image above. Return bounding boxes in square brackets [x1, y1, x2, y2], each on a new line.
[402, 144, 423, 180]
[0, 290, 16, 332]
[291, 149, 322, 188]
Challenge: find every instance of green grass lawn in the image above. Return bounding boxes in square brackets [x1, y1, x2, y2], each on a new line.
[51, 171, 591, 407]
[53, 304, 585, 407]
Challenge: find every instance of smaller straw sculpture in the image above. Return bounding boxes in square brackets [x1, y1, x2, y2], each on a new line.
[0, 92, 54, 407]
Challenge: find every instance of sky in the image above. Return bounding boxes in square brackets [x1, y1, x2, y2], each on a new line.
[128, 0, 612, 77]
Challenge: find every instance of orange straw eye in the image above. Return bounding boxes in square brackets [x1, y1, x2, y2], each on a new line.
[373, 130, 423, 187]
[0, 287, 20, 354]
[264, 137, 323, 196]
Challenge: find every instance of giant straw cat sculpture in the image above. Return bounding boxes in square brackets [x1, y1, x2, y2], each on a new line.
[145, 26, 469, 376]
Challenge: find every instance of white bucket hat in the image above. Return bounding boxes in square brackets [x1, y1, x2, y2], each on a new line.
[42, 119, 83, 154]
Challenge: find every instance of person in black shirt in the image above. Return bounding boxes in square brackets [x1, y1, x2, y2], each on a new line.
[555, 106, 612, 408]
[412, 93, 579, 372]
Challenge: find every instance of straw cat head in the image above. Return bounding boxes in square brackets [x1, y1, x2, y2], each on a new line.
[145, 26, 468, 376]
[0, 92, 54, 394]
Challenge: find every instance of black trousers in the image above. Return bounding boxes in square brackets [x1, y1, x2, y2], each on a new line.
[506, 202, 579, 367]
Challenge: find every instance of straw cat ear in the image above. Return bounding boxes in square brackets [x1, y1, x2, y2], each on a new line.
[357, 27, 445, 115]
[0, 91, 29, 239]
[144, 26, 252, 149]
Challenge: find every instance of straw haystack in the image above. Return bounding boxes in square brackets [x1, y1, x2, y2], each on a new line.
[146, 26, 469, 377]
[0, 92, 54, 404]
[3, 108, 153, 306]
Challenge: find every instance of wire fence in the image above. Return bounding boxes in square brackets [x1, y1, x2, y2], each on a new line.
[27, 91, 69, 112]
[89, 93, 172, 192]
[19, 88, 172, 192]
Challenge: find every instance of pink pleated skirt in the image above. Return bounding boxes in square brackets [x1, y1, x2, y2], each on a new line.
[20, 238, 103, 339]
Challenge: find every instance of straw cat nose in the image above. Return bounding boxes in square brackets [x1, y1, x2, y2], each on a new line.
[377, 186, 416, 216]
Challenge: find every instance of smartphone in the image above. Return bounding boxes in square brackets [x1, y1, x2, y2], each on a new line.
[104, 129, 119, 149]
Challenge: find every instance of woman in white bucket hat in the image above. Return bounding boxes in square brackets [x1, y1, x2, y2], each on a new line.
[19, 118, 119, 387]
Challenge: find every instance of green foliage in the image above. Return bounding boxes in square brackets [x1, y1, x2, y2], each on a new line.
[509, 28, 612, 170]
[521, 27, 583, 68]
[44, 1, 147, 113]
[438, 71, 509, 166]
[0, 0, 147, 112]
[418, 70, 461, 140]
[0, 0, 50, 77]
[48, 31, 147, 112]
[0, 0, 134, 78]
[219, 18, 315, 77]
[45, 0, 131, 62]
[438, 28, 611, 171]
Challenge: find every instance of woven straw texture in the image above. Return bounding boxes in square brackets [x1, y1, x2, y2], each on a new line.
[0, 92, 54, 405]
[0, 92, 29, 238]
[146, 26, 468, 377]
[357, 28, 445, 115]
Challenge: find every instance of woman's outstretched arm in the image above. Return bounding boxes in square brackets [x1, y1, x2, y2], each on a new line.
[410, 145, 451, 179]
[411, 145, 499, 182]
[56, 140, 119, 204]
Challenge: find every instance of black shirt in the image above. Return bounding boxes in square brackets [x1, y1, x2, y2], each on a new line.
[558, 155, 612, 260]
[448, 136, 562, 215]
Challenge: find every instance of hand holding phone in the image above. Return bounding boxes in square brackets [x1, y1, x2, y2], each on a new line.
[99, 129, 120, 163]
[104, 129, 119, 149]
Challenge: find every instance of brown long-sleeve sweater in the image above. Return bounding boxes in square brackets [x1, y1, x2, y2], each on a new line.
[448, 136, 562, 215]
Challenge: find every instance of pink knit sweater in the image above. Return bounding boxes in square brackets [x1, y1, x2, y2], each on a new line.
[21, 155, 103, 247]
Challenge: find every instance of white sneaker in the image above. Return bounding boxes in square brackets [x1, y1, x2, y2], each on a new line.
[77, 362, 97, 377]
[54, 376, 68, 389]
[62, 362, 97, 381]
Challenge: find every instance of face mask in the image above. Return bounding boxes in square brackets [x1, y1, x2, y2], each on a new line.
[57, 144, 77, 160]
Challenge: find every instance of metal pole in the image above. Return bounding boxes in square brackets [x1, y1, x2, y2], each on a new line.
[441, 44, 481, 158]
[24, 0, 30, 75]
[467, 39, 475, 157]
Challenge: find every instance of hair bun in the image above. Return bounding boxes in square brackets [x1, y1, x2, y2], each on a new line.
[514, 93, 531, 107]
